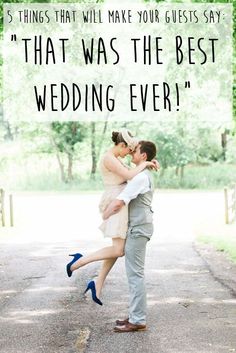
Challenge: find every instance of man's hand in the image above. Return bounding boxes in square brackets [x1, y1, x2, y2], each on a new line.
[103, 199, 125, 220]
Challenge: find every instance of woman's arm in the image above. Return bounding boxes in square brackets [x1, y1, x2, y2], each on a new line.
[103, 154, 155, 181]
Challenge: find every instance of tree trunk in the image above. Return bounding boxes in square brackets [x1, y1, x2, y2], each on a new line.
[90, 122, 97, 178]
[180, 166, 184, 181]
[56, 152, 66, 183]
[97, 120, 109, 161]
[221, 130, 227, 161]
[67, 153, 73, 182]
[96, 78, 123, 161]
[2, 121, 15, 141]
[50, 134, 66, 183]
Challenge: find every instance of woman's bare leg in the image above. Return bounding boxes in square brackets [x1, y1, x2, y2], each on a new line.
[70, 238, 125, 272]
[94, 238, 126, 298]
[95, 258, 118, 298]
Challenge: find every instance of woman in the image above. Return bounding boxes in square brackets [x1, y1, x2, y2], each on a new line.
[66, 129, 156, 305]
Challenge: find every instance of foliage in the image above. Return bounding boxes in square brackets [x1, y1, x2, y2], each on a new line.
[151, 129, 195, 170]
[50, 122, 85, 154]
[154, 163, 236, 189]
[194, 127, 223, 163]
[1, 155, 236, 190]
[49, 122, 86, 182]
[0, 0, 235, 189]
[226, 135, 236, 163]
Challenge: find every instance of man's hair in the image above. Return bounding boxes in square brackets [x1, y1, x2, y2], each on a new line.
[139, 140, 157, 161]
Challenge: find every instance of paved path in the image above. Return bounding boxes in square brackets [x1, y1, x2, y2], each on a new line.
[0, 192, 235, 353]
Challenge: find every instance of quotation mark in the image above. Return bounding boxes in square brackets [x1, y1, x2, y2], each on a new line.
[11, 34, 17, 41]
[185, 81, 191, 89]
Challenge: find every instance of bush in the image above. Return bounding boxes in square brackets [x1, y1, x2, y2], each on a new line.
[154, 163, 236, 189]
[226, 136, 236, 163]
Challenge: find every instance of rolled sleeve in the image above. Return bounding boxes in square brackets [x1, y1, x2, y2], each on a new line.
[116, 193, 130, 205]
[116, 172, 150, 205]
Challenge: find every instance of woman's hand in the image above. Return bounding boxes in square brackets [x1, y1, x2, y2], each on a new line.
[145, 159, 160, 171]
[151, 159, 160, 171]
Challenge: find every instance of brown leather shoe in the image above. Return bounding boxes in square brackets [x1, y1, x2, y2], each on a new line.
[114, 322, 147, 333]
[115, 318, 129, 326]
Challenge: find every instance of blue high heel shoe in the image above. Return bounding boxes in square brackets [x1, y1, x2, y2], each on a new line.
[66, 253, 83, 277]
[84, 280, 103, 306]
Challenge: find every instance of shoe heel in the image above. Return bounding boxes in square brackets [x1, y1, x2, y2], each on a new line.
[66, 253, 83, 278]
[84, 284, 90, 295]
[84, 281, 103, 306]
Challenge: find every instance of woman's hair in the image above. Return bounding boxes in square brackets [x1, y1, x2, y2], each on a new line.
[111, 130, 133, 145]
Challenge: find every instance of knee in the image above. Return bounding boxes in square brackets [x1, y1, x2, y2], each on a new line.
[115, 248, 125, 258]
[120, 250, 125, 257]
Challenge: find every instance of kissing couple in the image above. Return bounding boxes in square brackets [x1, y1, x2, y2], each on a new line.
[66, 129, 159, 332]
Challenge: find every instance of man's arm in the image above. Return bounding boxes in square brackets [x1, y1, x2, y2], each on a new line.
[103, 172, 150, 220]
[103, 199, 125, 220]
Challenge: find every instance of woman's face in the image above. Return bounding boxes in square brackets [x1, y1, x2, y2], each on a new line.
[118, 143, 132, 158]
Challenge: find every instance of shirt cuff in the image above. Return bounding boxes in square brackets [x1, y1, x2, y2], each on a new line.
[116, 194, 130, 206]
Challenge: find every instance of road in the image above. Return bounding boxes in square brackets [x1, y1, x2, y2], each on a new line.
[0, 191, 236, 353]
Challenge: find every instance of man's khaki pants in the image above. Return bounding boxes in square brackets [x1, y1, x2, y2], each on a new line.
[125, 225, 151, 325]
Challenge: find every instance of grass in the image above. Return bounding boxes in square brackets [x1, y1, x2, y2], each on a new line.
[1, 154, 236, 191]
[198, 234, 236, 263]
[155, 163, 236, 190]
[11, 174, 104, 192]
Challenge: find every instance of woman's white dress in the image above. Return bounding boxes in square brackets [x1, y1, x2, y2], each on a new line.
[99, 154, 128, 239]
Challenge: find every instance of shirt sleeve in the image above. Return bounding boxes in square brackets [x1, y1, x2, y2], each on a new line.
[116, 172, 150, 205]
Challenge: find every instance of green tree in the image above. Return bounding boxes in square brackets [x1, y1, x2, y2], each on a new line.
[151, 127, 195, 180]
[50, 122, 85, 182]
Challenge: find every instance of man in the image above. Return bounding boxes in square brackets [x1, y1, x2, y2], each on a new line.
[103, 140, 157, 333]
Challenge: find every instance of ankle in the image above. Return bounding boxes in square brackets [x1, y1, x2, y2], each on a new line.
[95, 282, 102, 296]
[71, 263, 78, 271]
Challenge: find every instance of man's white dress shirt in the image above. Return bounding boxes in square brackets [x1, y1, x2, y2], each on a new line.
[116, 171, 150, 205]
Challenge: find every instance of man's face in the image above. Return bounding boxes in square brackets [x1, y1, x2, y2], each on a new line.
[131, 144, 146, 164]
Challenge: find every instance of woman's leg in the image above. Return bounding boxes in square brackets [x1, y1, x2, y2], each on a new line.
[95, 258, 118, 298]
[70, 238, 125, 272]
[94, 237, 126, 298]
